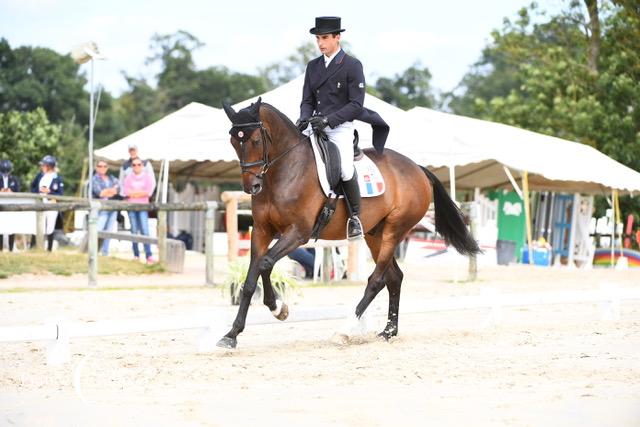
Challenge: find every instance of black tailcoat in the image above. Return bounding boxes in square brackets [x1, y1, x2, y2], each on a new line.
[300, 50, 389, 153]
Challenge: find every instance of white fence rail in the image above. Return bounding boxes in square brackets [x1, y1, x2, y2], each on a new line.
[1, 284, 639, 365]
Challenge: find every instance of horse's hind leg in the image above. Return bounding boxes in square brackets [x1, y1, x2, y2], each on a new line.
[355, 225, 403, 319]
[380, 258, 403, 340]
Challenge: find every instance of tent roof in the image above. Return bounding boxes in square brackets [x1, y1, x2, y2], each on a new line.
[94, 80, 640, 193]
[405, 107, 640, 194]
[95, 102, 239, 180]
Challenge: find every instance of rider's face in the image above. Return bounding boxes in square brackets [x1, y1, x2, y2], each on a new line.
[316, 34, 340, 57]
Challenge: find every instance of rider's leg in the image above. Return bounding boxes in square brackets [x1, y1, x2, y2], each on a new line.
[341, 171, 363, 239]
[325, 122, 363, 240]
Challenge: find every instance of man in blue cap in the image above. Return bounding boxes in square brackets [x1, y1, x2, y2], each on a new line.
[30, 155, 64, 251]
[297, 16, 389, 240]
[0, 159, 21, 252]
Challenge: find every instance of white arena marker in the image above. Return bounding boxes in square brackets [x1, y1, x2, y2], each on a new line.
[45, 317, 70, 366]
[480, 287, 503, 329]
[599, 282, 621, 321]
[73, 354, 91, 404]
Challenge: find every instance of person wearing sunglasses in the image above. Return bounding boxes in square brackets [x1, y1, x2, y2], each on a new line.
[91, 161, 120, 256]
[118, 143, 156, 197]
[123, 157, 155, 263]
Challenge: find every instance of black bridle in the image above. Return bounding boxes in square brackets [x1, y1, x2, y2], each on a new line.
[232, 121, 305, 181]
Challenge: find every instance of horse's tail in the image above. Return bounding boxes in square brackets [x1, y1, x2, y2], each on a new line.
[421, 166, 481, 256]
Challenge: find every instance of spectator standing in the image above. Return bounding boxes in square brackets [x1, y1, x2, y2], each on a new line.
[0, 159, 21, 251]
[91, 160, 120, 256]
[119, 143, 155, 197]
[123, 157, 155, 263]
[30, 155, 64, 251]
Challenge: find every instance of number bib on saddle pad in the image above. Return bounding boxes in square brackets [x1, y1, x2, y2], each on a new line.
[309, 133, 386, 198]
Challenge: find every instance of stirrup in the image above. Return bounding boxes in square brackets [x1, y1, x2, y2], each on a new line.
[347, 216, 364, 241]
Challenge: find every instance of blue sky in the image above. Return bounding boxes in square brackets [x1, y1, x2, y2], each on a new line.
[1, 0, 564, 96]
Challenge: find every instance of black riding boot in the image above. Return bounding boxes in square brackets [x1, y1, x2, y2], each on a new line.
[342, 173, 364, 240]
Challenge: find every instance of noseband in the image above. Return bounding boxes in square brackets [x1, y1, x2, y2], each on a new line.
[232, 121, 305, 181]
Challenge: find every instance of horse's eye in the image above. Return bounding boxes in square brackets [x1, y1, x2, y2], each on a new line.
[252, 139, 261, 145]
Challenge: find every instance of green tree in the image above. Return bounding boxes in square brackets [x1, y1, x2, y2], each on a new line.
[114, 75, 166, 135]
[450, 0, 640, 215]
[373, 63, 436, 110]
[0, 38, 87, 123]
[0, 38, 127, 194]
[0, 108, 61, 187]
[146, 31, 203, 112]
[143, 31, 269, 112]
[260, 42, 317, 87]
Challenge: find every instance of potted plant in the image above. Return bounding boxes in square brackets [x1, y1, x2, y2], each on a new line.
[224, 257, 297, 305]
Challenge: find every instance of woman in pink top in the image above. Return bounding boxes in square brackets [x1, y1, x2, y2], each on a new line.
[123, 157, 155, 263]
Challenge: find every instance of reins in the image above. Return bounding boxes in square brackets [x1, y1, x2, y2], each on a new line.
[233, 120, 307, 181]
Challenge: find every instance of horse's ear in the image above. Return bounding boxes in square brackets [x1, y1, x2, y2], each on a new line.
[250, 97, 262, 116]
[222, 102, 236, 122]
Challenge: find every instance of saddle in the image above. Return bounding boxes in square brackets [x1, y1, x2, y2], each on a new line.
[313, 129, 361, 193]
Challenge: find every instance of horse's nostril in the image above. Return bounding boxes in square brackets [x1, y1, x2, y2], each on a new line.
[251, 183, 262, 195]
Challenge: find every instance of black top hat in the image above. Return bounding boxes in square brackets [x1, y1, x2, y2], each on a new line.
[309, 16, 345, 35]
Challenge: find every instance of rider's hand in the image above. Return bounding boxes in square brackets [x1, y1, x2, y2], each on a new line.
[295, 118, 308, 132]
[308, 116, 329, 131]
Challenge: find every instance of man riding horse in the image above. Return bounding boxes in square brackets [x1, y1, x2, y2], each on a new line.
[296, 16, 389, 240]
[218, 17, 480, 349]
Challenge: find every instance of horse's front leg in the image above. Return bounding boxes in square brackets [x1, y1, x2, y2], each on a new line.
[217, 228, 305, 349]
[261, 268, 289, 321]
[217, 227, 273, 349]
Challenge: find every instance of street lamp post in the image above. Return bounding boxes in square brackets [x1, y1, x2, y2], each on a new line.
[71, 42, 105, 287]
[70, 42, 104, 200]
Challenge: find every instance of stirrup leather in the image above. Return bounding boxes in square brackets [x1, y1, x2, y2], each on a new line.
[347, 216, 364, 240]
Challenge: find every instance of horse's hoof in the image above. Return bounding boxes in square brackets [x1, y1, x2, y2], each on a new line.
[275, 302, 289, 321]
[377, 329, 397, 341]
[216, 336, 237, 349]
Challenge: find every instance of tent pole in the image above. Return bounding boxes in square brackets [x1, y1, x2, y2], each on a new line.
[614, 189, 623, 257]
[163, 159, 170, 204]
[502, 166, 523, 199]
[449, 165, 456, 202]
[567, 193, 579, 267]
[155, 160, 164, 203]
[610, 189, 616, 266]
[522, 171, 533, 264]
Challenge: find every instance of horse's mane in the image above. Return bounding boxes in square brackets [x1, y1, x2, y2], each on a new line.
[261, 103, 298, 134]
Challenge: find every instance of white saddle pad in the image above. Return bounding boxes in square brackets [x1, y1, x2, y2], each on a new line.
[309, 133, 386, 198]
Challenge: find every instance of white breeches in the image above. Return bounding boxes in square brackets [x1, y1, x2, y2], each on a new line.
[305, 121, 355, 180]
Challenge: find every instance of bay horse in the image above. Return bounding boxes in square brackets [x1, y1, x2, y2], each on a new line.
[218, 98, 480, 349]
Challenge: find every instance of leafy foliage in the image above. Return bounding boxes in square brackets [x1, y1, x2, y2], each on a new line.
[448, 1, 640, 215]
[0, 108, 60, 187]
[0, 38, 86, 123]
[223, 256, 297, 304]
[373, 63, 436, 110]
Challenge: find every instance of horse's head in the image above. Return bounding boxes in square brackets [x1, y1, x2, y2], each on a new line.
[223, 97, 268, 195]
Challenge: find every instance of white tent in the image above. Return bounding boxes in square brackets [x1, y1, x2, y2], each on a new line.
[95, 102, 237, 180]
[95, 80, 640, 195]
[404, 107, 640, 194]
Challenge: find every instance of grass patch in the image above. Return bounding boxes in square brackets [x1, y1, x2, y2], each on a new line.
[0, 250, 165, 278]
